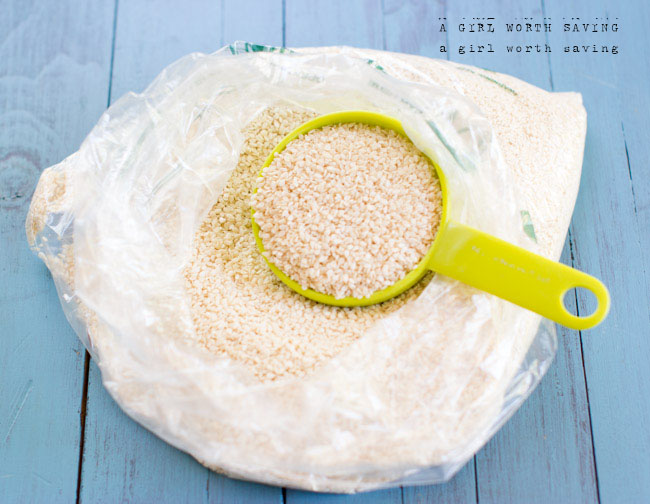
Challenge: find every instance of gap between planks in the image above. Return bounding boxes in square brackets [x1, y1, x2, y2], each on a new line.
[75, 352, 90, 504]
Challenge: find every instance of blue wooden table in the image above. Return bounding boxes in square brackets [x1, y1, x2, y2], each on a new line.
[1, 1, 648, 502]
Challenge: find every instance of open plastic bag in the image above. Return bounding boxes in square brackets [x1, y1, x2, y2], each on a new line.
[26, 43, 557, 492]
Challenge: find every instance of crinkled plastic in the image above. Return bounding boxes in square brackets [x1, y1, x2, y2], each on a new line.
[26, 43, 556, 492]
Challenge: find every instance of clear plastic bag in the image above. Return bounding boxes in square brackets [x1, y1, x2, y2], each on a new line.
[26, 43, 556, 492]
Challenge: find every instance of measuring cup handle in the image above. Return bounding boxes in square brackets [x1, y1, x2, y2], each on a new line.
[428, 221, 610, 330]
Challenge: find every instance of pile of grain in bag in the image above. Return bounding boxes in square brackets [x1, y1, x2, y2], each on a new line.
[26, 45, 586, 492]
[184, 108, 440, 381]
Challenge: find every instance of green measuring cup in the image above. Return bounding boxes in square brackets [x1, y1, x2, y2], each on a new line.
[251, 110, 610, 330]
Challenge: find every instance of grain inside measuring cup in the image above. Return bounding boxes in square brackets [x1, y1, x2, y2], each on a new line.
[184, 108, 435, 382]
[252, 122, 443, 299]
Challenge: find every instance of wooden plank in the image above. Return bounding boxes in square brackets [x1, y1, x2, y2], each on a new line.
[402, 462, 477, 504]
[283, 1, 400, 501]
[609, 10, 650, 501]
[80, 361, 210, 503]
[222, 0, 283, 47]
[79, 1, 285, 502]
[211, 1, 287, 501]
[442, 1, 600, 502]
[75, 2, 272, 503]
[78, 2, 288, 502]
[446, 0, 552, 90]
[476, 242, 598, 504]
[285, 0, 383, 49]
[544, 0, 650, 502]
[108, 0, 221, 101]
[0, 1, 115, 502]
[382, 0, 447, 56]
[383, 2, 478, 502]
[208, 476, 284, 504]
[287, 488, 402, 504]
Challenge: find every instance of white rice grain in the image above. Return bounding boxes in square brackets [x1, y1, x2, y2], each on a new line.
[184, 108, 435, 382]
[252, 122, 443, 299]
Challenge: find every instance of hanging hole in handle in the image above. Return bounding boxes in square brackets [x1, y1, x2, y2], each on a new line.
[562, 286, 598, 318]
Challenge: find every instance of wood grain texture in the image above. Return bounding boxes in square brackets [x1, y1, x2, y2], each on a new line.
[213, 0, 284, 504]
[476, 244, 598, 504]
[283, 2, 398, 502]
[222, 0, 283, 47]
[78, 1, 218, 502]
[544, 0, 650, 502]
[2, 0, 649, 502]
[382, 0, 447, 55]
[0, 1, 114, 502]
[383, 2, 479, 503]
[287, 488, 402, 504]
[605, 4, 650, 501]
[208, 476, 284, 504]
[402, 462, 478, 504]
[447, 0, 552, 90]
[285, 0, 383, 49]
[80, 362, 210, 504]
[443, 1, 600, 502]
[77, 1, 285, 503]
[109, 0, 221, 101]
[212, 6, 285, 504]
